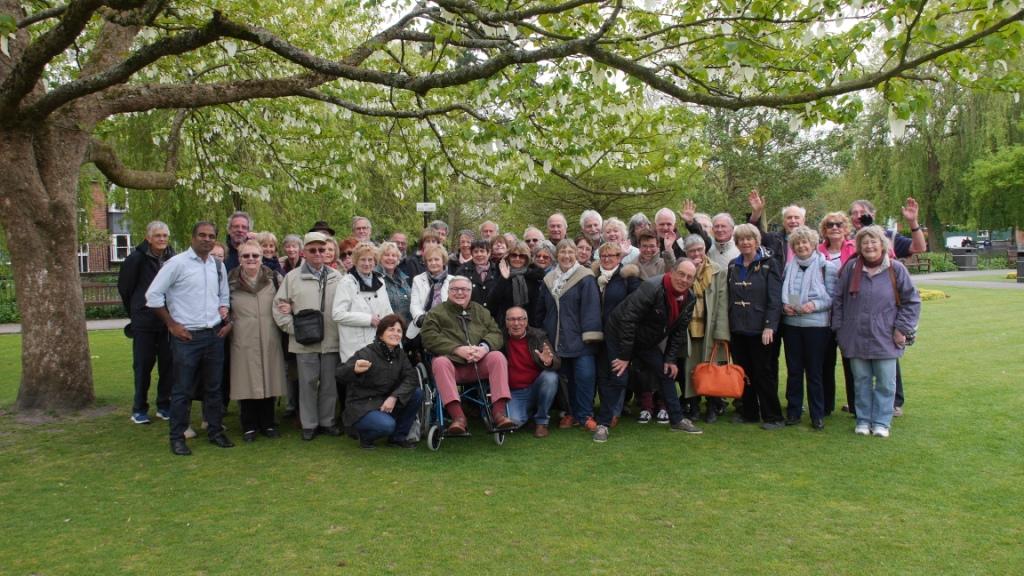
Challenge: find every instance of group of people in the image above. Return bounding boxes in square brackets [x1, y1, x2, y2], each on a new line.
[119, 191, 923, 455]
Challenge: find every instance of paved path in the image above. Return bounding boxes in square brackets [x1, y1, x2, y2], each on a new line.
[912, 269, 1023, 290]
[0, 318, 129, 335]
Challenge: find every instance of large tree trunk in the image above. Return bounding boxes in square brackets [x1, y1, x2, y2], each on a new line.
[0, 126, 95, 411]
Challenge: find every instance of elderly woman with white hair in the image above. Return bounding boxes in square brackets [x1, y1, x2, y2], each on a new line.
[780, 226, 838, 431]
[537, 239, 604, 431]
[533, 240, 557, 274]
[831, 226, 920, 438]
[602, 217, 640, 265]
[332, 242, 394, 363]
[279, 234, 304, 274]
[728, 223, 784, 430]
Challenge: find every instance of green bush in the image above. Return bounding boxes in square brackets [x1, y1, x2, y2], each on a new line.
[920, 252, 957, 273]
[0, 304, 125, 324]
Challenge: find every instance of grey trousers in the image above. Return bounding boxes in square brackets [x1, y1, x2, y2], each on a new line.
[296, 352, 339, 430]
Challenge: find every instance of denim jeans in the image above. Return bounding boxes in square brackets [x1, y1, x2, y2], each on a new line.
[168, 329, 226, 441]
[131, 328, 172, 414]
[507, 371, 559, 426]
[595, 344, 626, 427]
[354, 388, 424, 444]
[561, 355, 596, 422]
[606, 337, 684, 425]
[850, 357, 897, 429]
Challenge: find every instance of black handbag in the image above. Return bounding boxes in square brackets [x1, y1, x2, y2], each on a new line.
[293, 274, 326, 345]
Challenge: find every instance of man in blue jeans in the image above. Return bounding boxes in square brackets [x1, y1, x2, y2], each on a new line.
[146, 221, 234, 456]
[502, 307, 560, 438]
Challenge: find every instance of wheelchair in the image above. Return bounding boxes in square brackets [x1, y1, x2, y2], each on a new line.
[414, 358, 511, 452]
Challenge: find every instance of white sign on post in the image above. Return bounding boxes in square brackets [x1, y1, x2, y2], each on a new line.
[416, 202, 437, 213]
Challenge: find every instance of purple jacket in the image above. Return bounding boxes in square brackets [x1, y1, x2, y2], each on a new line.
[831, 258, 921, 359]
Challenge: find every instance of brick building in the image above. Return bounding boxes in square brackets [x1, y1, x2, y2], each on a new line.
[79, 180, 132, 273]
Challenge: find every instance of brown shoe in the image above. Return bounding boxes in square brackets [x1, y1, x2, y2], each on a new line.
[492, 413, 517, 431]
[534, 424, 549, 438]
[446, 417, 468, 435]
[583, 417, 598, 432]
[558, 414, 576, 429]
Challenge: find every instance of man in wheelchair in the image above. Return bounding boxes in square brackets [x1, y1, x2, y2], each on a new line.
[420, 276, 517, 435]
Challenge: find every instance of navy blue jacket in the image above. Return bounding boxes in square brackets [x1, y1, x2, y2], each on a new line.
[592, 262, 642, 328]
[727, 248, 783, 335]
[536, 266, 603, 358]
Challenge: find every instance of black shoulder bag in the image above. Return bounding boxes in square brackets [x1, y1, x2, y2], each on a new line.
[293, 273, 326, 345]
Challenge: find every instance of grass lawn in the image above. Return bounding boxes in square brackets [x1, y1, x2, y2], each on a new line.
[1, 285, 1022, 575]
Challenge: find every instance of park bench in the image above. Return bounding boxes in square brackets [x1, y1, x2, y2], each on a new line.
[81, 281, 121, 308]
[901, 254, 932, 273]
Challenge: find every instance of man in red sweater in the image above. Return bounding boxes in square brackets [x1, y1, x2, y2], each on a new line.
[502, 307, 561, 438]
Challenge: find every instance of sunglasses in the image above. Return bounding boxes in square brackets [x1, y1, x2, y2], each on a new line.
[825, 222, 845, 229]
[240, 254, 262, 260]
[342, 251, 353, 258]
[525, 238, 540, 243]
[600, 253, 622, 258]
[306, 247, 327, 253]
[509, 253, 528, 258]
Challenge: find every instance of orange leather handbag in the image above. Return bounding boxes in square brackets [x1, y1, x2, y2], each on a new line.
[692, 342, 747, 399]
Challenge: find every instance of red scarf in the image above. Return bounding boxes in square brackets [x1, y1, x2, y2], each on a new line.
[663, 273, 688, 325]
[849, 255, 884, 296]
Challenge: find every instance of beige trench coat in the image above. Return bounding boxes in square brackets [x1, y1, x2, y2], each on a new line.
[229, 267, 286, 400]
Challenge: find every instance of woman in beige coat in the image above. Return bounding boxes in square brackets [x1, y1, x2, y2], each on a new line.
[678, 234, 731, 423]
[229, 241, 286, 442]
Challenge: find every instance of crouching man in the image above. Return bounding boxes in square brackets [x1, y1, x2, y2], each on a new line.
[502, 306, 560, 438]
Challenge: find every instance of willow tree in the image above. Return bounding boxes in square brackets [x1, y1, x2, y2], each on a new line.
[2, 0, 1022, 411]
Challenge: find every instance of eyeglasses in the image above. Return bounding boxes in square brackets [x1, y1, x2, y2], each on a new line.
[600, 253, 622, 258]
[449, 287, 471, 293]
[306, 247, 327, 253]
[525, 238, 540, 244]
[825, 221, 845, 229]
[506, 317, 527, 323]
[509, 253, 527, 259]
[240, 254, 261, 260]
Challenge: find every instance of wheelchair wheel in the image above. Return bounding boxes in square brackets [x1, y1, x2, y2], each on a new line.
[427, 425, 443, 451]
[493, 431, 505, 446]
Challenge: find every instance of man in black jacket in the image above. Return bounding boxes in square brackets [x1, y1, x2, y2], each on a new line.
[117, 221, 175, 425]
[600, 259, 703, 442]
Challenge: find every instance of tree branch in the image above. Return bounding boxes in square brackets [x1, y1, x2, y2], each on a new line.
[297, 88, 489, 121]
[16, 5, 69, 28]
[1, 0, 115, 118]
[18, 18, 225, 123]
[85, 137, 176, 189]
[583, 8, 1024, 110]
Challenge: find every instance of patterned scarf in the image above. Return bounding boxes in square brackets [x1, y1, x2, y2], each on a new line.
[689, 262, 714, 338]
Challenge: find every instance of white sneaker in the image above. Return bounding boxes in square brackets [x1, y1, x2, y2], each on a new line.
[871, 426, 890, 438]
[854, 423, 870, 436]
[655, 409, 669, 424]
[184, 426, 197, 439]
[637, 410, 652, 424]
[593, 425, 609, 443]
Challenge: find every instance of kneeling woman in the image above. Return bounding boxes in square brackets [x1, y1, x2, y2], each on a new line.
[337, 315, 424, 449]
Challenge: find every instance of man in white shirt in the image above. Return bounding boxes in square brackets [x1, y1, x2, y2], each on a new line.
[147, 221, 233, 456]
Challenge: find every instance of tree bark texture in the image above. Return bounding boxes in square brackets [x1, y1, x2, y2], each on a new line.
[0, 126, 95, 411]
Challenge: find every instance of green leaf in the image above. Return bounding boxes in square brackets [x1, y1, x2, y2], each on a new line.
[0, 14, 16, 36]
